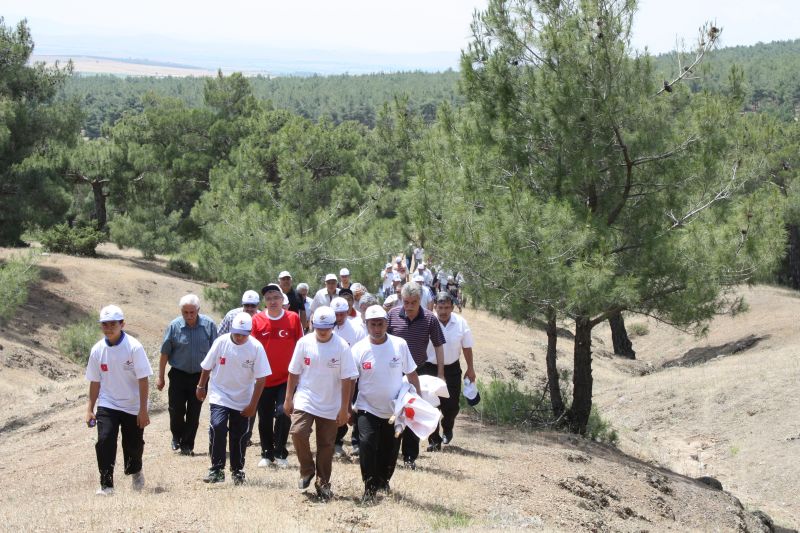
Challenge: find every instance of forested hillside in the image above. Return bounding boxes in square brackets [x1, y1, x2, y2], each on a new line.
[61, 70, 462, 137]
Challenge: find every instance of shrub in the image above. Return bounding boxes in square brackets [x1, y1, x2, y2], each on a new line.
[59, 314, 99, 364]
[0, 251, 41, 322]
[464, 371, 618, 444]
[167, 257, 197, 277]
[628, 322, 650, 337]
[40, 223, 104, 256]
[109, 208, 182, 260]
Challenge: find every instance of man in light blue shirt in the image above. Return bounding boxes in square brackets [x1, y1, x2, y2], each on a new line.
[157, 294, 217, 455]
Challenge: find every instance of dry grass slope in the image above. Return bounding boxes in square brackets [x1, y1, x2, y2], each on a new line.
[0, 244, 796, 531]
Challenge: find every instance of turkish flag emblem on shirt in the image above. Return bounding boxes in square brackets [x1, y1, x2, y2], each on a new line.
[304, 357, 310, 366]
[362, 362, 372, 370]
[100, 364, 108, 372]
[220, 357, 226, 365]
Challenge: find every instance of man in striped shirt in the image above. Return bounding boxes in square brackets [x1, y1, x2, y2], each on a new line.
[386, 282, 445, 469]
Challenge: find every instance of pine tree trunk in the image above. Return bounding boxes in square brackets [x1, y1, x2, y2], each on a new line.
[787, 223, 800, 290]
[609, 310, 636, 359]
[568, 317, 593, 434]
[545, 314, 565, 419]
[91, 182, 107, 231]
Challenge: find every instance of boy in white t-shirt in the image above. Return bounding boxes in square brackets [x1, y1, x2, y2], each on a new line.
[284, 306, 358, 501]
[196, 312, 270, 485]
[85, 305, 153, 496]
[351, 305, 420, 503]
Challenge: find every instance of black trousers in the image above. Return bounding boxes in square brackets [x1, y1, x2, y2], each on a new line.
[358, 410, 400, 491]
[208, 404, 249, 472]
[422, 361, 462, 444]
[168, 367, 203, 452]
[95, 406, 144, 489]
[251, 382, 289, 460]
[335, 382, 359, 446]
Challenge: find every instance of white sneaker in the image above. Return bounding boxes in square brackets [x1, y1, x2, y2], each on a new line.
[95, 487, 114, 496]
[257, 457, 272, 468]
[274, 458, 289, 469]
[334, 444, 345, 458]
[131, 471, 145, 492]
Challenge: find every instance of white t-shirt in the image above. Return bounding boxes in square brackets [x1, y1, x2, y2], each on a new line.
[288, 333, 358, 420]
[85, 332, 153, 415]
[352, 335, 417, 418]
[310, 288, 339, 315]
[201, 334, 271, 411]
[426, 312, 474, 365]
[335, 318, 366, 347]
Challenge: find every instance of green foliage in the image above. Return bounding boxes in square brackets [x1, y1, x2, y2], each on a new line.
[167, 257, 198, 277]
[108, 208, 182, 259]
[58, 314, 99, 364]
[467, 375, 617, 444]
[40, 223, 105, 256]
[0, 18, 82, 245]
[0, 251, 40, 322]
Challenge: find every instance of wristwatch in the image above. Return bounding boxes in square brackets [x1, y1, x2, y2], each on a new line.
[196, 385, 206, 390]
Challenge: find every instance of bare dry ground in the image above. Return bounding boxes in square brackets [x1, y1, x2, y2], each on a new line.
[0, 244, 796, 531]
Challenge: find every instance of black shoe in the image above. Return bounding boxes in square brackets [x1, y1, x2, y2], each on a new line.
[171, 439, 180, 451]
[232, 470, 246, 486]
[203, 469, 224, 483]
[316, 484, 333, 501]
[442, 432, 453, 445]
[298, 474, 314, 491]
[378, 480, 391, 494]
[403, 458, 416, 470]
[180, 449, 195, 456]
[426, 441, 442, 452]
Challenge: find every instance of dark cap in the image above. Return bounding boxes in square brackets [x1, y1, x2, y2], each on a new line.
[261, 283, 282, 295]
[338, 287, 354, 297]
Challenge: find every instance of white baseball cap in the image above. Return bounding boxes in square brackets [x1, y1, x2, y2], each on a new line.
[282, 292, 289, 306]
[364, 305, 387, 321]
[417, 263, 425, 269]
[99, 305, 124, 322]
[383, 294, 398, 308]
[230, 312, 253, 335]
[412, 274, 425, 282]
[339, 268, 350, 276]
[278, 270, 292, 279]
[385, 263, 392, 269]
[331, 297, 349, 313]
[324, 273, 337, 282]
[392, 273, 402, 282]
[312, 306, 336, 329]
[241, 290, 260, 305]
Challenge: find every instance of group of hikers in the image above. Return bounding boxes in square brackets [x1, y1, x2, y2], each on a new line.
[84, 251, 476, 504]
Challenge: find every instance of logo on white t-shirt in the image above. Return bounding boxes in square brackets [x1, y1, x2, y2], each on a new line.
[220, 357, 227, 365]
[327, 357, 340, 368]
[304, 357, 310, 366]
[362, 361, 372, 370]
[100, 364, 108, 372]
[390, 356, 401, 368]
[241, 359, 254, 369]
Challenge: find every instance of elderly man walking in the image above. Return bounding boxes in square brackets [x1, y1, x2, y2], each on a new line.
[85, 305, 152, 496]
[157, 294, 218, 456]
[352, 305, 421, 502]
[310, 273, 340, 316]
[284, 307, 358, 500]
[386, 283, 445, 469]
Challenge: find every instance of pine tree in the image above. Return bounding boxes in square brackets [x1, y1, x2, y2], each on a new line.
[418, 0, 785, 433]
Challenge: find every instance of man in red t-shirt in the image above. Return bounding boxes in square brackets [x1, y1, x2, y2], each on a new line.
[250, 283, 304, 468]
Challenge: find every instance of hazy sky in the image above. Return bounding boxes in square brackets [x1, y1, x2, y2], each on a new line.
[4, 0, 799, 70]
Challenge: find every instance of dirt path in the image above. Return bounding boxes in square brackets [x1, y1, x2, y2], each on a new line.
[0, 246, 795, 530]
